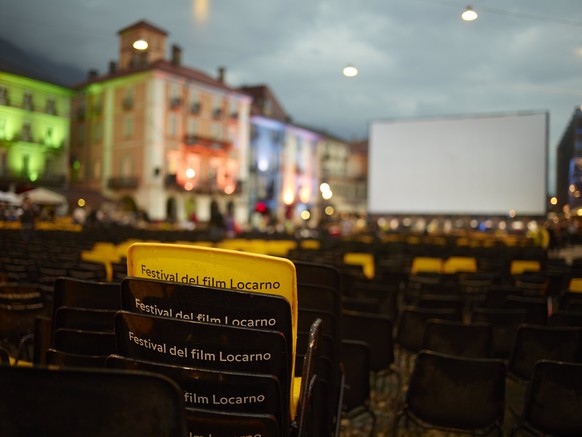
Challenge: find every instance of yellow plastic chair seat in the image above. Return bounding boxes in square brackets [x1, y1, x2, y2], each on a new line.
[411, 257, 443, 275]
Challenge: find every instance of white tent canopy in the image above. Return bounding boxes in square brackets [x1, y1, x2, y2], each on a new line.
[0, 191, 21, 205]
[20, 187, 66, 205]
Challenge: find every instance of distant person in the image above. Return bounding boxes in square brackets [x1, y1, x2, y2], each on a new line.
[19, 196, 38, 241]
[209, 199, 225, 239]
[72, 205, 87, 225]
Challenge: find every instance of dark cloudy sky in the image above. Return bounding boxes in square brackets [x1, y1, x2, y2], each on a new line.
[1, 0, 581, 192]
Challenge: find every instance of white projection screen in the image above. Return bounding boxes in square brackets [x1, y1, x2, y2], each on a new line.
[368, 111, 548, 216]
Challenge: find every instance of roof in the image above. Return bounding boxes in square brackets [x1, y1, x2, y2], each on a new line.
[117, 20, 168, 36]
[74, 59, 242, 95]
[350, 139, 368, 154]
[238, 84, 289, 122]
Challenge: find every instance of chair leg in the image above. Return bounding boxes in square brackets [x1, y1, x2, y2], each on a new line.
[391, 410, 405, 437]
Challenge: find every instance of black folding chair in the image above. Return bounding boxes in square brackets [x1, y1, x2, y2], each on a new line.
[508, 324, 582, 383]
[422, 319, 493, 358]
[0, 365, 188, 436]
[342, 309, 400, 397]
[53, 277, 121, 311]
[393, 350, 506, 437]
[471, 308, 528, 360]
[511, 360, 582, 436]
[53, 307, 117, 332]
[186, 408, 280, 437]
[294, 261, 343, 294]
[46, 348, 109, 368]
[120, 276, 294, 368]
[107, 355, 287, 434]
[341, 339, 376, 436]
[395, 306, 462, 370]
[52, 328, 117, 357]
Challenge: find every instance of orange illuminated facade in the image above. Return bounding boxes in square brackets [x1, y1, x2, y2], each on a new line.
[70, 21, 251, 223]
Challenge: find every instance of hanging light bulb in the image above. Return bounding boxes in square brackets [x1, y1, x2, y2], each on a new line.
[461, 6, 478, 22]
[342, 64, 358, 78]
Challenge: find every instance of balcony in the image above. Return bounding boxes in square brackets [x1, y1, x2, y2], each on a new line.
[122, 98, 133, 111]
[107, 176, 139, 189]
[164, 174, 238, 195]
[212, 108, 223, 120]
[183, 134, 231, 152]
[190, 102, 201, 114]
[169, 97, 182, 109]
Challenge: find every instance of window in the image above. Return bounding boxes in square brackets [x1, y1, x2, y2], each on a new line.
[45, 126, 54, 146]
[210, 124, 222, 140]
[212, 96, 223, 119]
[93, 96, 103, 115]
[94, 122, 103, 143]
[77, 124, 85, 146]
[21, 122, 33, 142]
[229, 99, 239, 118]
[121, 156, 133, 177]
[0, 87, 9, 105]
[168, 113, 178, 137]
[187, 119, 197, 137]
[169, 84, 181, 108]
[263, 100, 272, 117]
[93, 159, 101, 181]
[44, 156, 55, 176]
[190, 90, 201, 114]
[46, 98, 57, 115]
[123, 114, 133, 138]
[23, 92, 34, 110]
[0, 151, 7, 176]
[22, 154, 29, 177]
[123, 87, 134, 110]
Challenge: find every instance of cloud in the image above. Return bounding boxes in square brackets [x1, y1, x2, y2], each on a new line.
[1, 0, 581, 165]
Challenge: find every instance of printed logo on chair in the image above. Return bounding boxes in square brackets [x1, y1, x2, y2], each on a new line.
[127, 243, 296, 305]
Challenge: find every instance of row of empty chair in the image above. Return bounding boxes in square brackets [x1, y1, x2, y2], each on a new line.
[3, 229, 582, 435]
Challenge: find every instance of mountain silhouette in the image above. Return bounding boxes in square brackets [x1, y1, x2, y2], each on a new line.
[0, 36, 85, 87]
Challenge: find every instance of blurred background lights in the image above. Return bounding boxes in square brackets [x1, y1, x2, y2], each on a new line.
[299, 186, 311, 204]
[283, 189, 295, 205]
[342, 64, 358, 78]
[300, 210, 311, 220]
[133, 39, 148, 50]
[320, 182, 333, 200]
[324, 206, 335, 216]
[184, 181, 194, 191]
[193, 0, 209, 23]
[461, 6, 478, 21]
[258, 158, 269, 172]
[77, 198, 86, 207]
[185, 168, 196, 179]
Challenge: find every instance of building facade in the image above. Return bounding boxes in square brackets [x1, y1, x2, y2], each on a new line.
[0, 20, 370, 229]
[70, 21, 251, 224]
[241, 85, 362, 230]
[0, 68, 72, 193]
[556, 106, 582, 215]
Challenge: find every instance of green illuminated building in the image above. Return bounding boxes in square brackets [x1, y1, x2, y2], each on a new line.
[0, 67, 73, 192]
